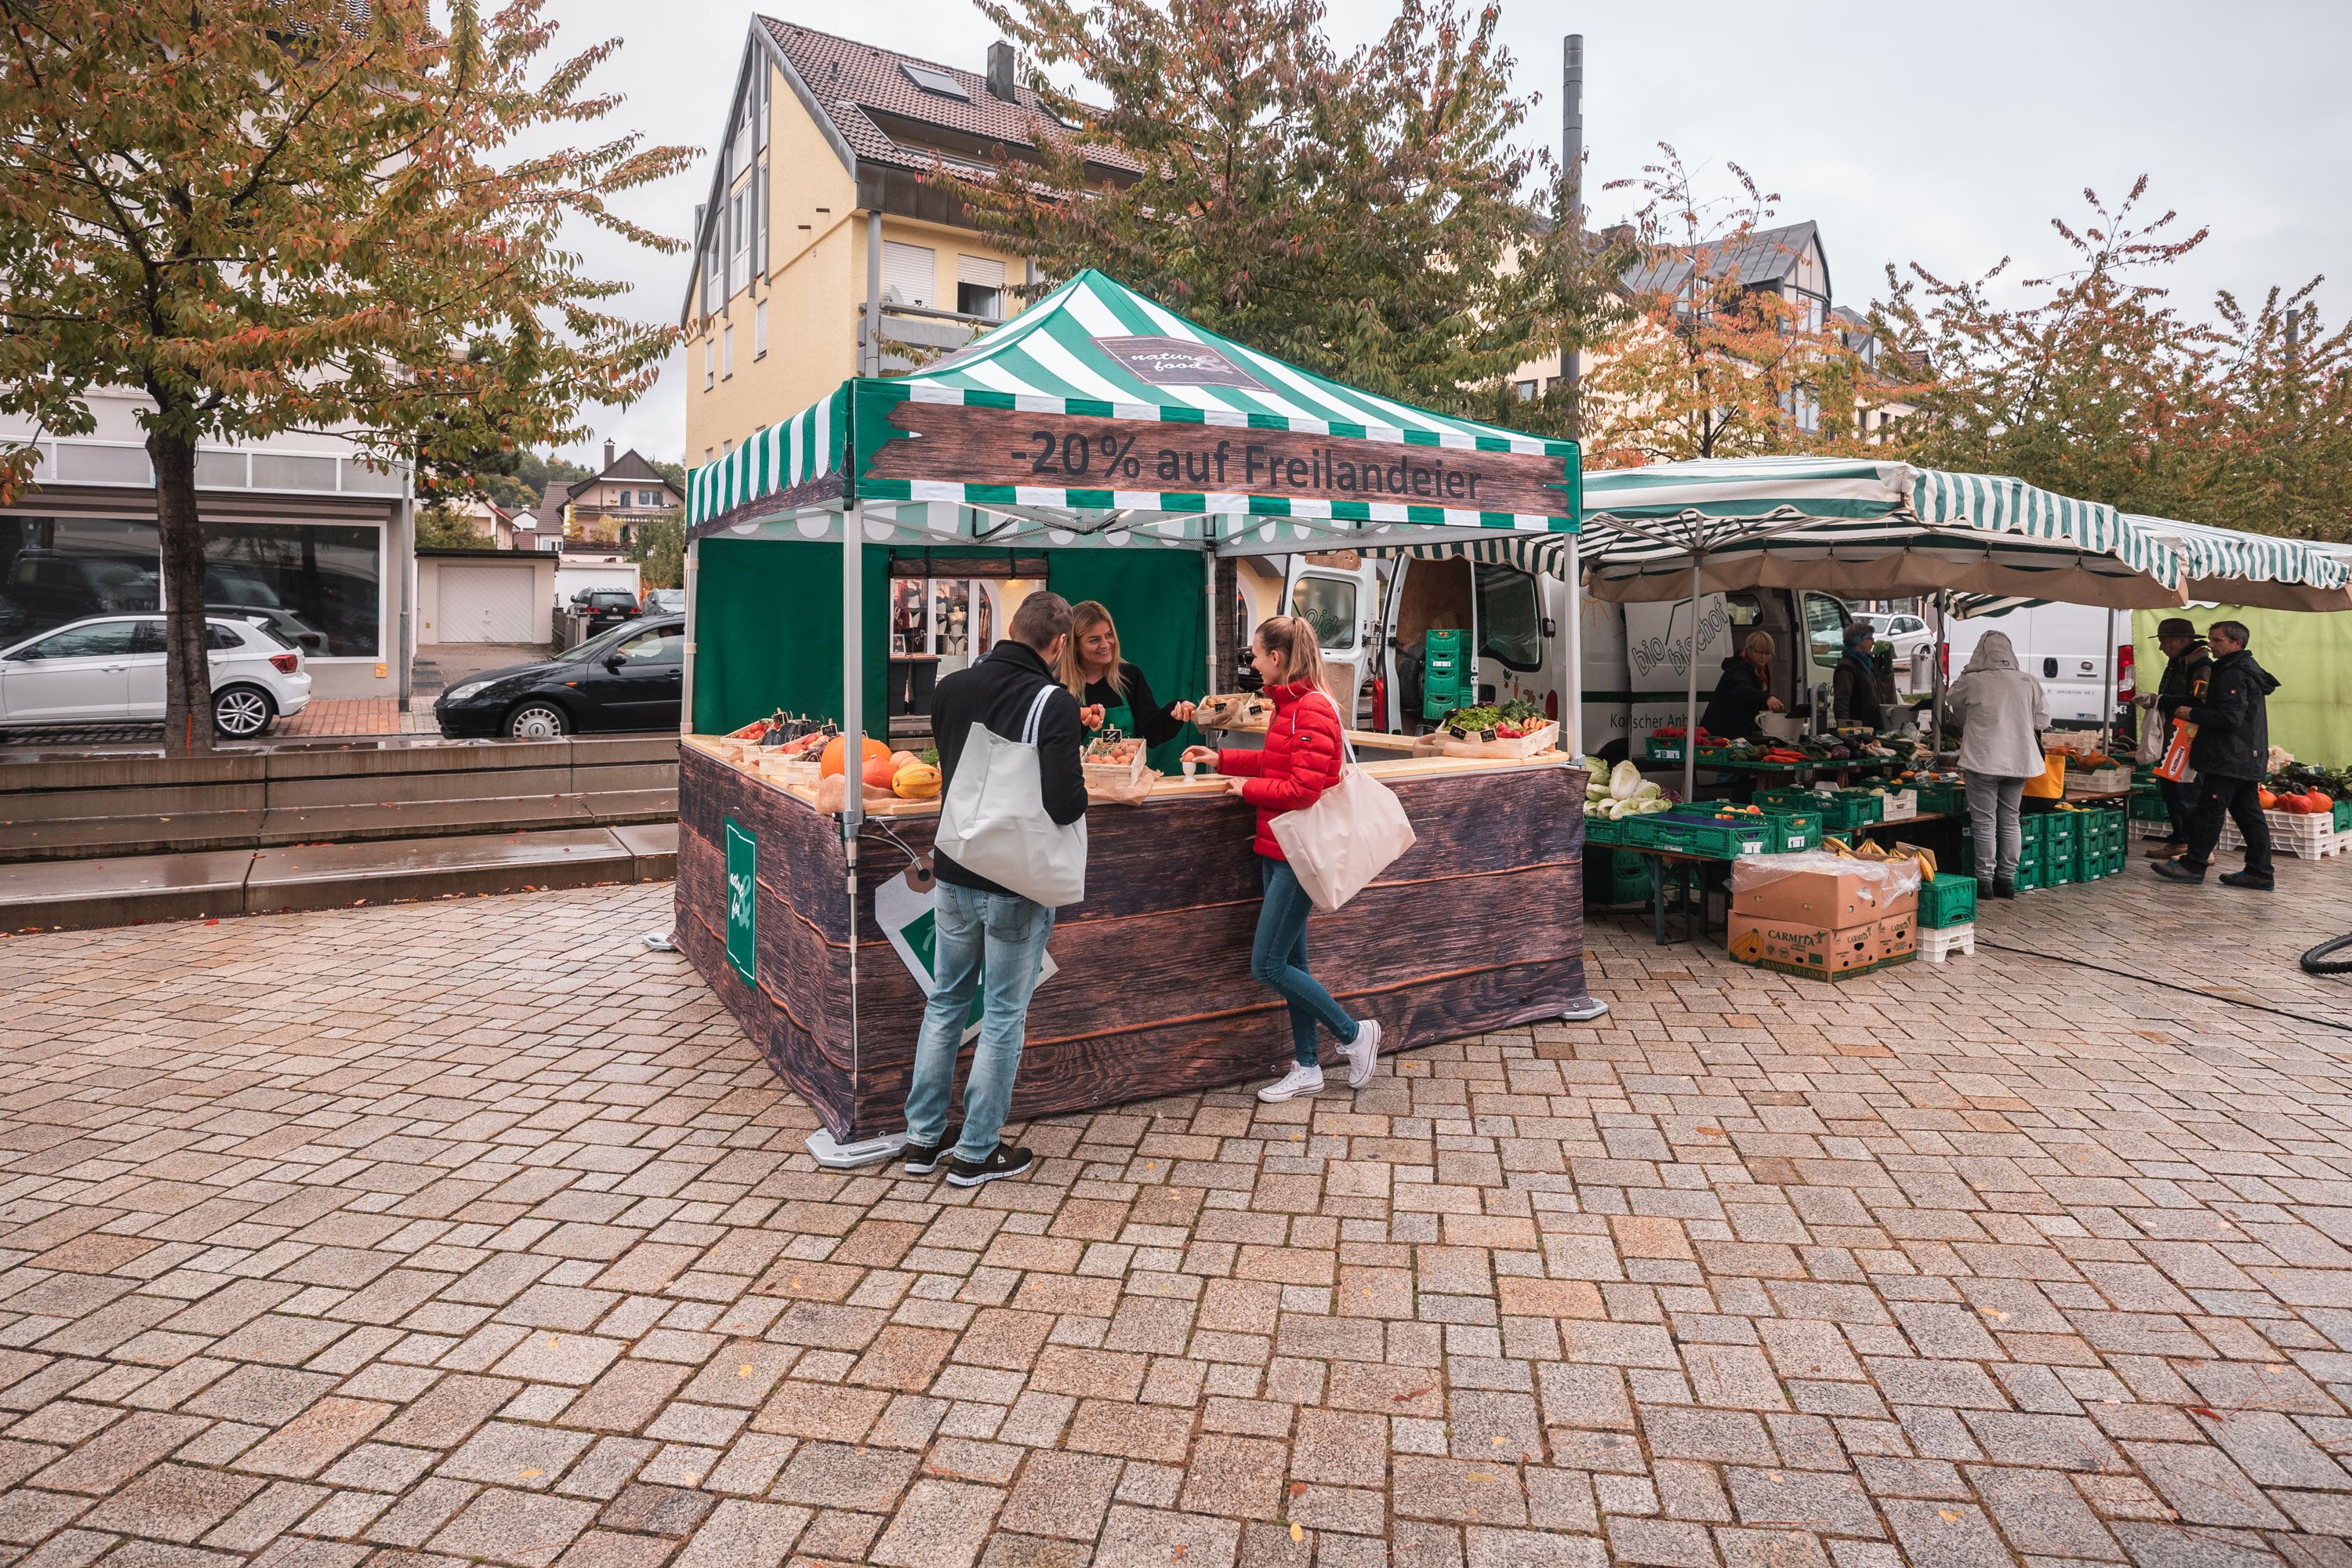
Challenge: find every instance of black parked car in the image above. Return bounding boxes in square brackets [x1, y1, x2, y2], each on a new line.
[577, 590, 642, 636]
[434, 615, 683, 739]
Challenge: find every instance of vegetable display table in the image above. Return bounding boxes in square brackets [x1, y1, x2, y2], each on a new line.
[674, 739, 1599, 1146]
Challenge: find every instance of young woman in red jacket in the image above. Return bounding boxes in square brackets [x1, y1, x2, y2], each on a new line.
[1181, 616, 1381, 1102]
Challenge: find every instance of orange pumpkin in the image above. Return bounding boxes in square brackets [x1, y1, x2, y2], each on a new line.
[2312, 791, 2336, 812]
[2258, 786, 2278, 810]
[821, 735, 893, 780]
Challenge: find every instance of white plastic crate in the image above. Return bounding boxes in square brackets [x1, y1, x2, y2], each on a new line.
[1916, 924, 1976, 964]
[2130, 818, 2176, 840]
[1878, 788, 1918, 822]
[2220, 810, 2346, 860]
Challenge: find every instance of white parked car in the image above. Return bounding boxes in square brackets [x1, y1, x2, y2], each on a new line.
[0, 614, 311, 738]
[1857, 610, 1936, 661]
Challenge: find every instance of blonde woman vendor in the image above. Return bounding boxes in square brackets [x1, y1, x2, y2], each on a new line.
[1058, 601, 1196, 746]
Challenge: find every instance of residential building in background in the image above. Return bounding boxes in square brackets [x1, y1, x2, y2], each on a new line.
[679, 19, 1132, 465]
[0, 388, 415, 701]
[547, 441, 683, 548]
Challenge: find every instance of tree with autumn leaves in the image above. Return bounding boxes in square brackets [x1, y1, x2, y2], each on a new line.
[948, 0, 1563, 412]
[0, 0, 690, 752]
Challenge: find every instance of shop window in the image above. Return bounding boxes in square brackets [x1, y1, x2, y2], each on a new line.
[205, 521, 381, 658]
[1474, 564, 1543, 672]
[0, 516, 161, 648]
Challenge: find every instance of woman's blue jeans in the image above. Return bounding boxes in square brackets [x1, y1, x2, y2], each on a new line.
[1253, 856, 1359, 1067]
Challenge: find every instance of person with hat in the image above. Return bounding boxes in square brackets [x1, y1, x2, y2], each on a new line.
[2139, 617, 2212, 857]
[2151, 620, 2279, 891]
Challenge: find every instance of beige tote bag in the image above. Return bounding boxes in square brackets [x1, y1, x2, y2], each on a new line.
[1269, 699, 1415, 913]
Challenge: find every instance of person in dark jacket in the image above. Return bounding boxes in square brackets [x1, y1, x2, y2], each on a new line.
[902, 591, 1088, 1187]
[2152, 619, 2278, 890]
[1058, 601, 1197, 755]
[1831, 620, 1884, 730]
[1699, 630, 1784, 740]
[2140, 617, 2212, 855]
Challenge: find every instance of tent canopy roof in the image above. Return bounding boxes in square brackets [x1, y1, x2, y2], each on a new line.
[686, 270, 1577, 554]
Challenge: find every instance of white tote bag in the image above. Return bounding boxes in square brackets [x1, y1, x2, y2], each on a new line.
[1269, 699, 1415, 913]
[932, 682, 1087, 907]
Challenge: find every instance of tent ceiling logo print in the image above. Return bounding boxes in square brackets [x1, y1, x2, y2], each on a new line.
[1097, 336, 1269, 390]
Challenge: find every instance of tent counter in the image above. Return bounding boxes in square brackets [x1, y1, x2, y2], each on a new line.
[674, 737, 1598, 1144]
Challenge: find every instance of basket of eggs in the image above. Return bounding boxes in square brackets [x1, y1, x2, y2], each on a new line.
[1083, 729, 1149, 790]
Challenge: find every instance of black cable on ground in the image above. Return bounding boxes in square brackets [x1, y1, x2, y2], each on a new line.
[1975, 937, 2352, 1037]
[2305, 933, 2352, 978]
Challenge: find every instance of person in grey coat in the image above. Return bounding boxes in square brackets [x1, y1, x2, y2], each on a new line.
[1945, 631, 2049, 899]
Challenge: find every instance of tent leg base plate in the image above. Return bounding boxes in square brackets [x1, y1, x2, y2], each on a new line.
[808, 1131, 907, 1170]
[1558, 999, 1611, 1022]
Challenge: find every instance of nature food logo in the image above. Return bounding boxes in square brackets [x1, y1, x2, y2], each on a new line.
[724, 817, 756, 985]
[1098, 335, 1269, 391]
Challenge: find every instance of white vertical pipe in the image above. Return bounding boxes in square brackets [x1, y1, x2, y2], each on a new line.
[681, 535, 699, 735]
[1563, 531, 1584, 760]
[841, 503, 863, 1082]
[1203, 546, 1217, 702]
[2100, 605, 2118, 753]
[1682, 546, 1700, 804]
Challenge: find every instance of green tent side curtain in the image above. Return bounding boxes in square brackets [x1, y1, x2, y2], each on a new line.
[684, 269, 1578, 543]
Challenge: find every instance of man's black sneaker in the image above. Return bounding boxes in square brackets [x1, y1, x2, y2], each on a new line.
[2219, 870, 2274, 891]
[1991, 877, 2015, 900]
[946, 1144, 1034, 1187]
[2150, 858, 2205, 884]
[903, 1131, 960, 1175]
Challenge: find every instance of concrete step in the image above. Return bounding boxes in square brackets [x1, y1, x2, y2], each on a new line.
[0, 822, 677, 934]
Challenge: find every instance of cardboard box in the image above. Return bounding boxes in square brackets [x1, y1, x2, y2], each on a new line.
[1730, 862, 1918, 929]
[1727, 914, 1880, 976]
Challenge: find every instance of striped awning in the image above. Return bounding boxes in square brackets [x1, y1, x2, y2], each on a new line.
[1950, 517, 2352, 617]
[686, 269, 1577, 550]
[1568, 456, 2187, 609]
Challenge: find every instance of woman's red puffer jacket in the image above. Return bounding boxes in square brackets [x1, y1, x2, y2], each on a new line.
[1217, 681, 1345, 859]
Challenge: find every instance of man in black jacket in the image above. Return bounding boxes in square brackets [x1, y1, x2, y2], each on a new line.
[2153, 619, 2278, 890]
[2141, 618, 2212, 854]
[902, 591, 1087, 1188]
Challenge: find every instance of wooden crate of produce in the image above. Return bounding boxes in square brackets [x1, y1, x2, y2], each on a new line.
[1439, 720, 1559, 760]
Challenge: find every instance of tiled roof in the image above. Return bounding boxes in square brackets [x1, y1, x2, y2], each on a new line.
[1622, 220, 1824, 300]
[599, 449, 676, 488]
[758, 17, 1133, 177]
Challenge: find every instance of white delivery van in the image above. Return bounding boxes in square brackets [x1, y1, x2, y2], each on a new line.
[1261, 552, 1862, 763]
[1940, 604, 2131, 726]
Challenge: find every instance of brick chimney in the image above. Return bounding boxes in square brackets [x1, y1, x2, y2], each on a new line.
[603, 439, 615, 470]
[986, 41, 1018, 103]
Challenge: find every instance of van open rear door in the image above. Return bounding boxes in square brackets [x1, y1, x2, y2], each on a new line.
[1279, 556, 1380, 724]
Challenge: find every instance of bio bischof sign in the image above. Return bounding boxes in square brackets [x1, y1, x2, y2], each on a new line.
[869, 403, 1572, 518]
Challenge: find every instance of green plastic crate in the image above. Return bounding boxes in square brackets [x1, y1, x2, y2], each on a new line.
[2336, 800, 2351, 833]
[1624, 813, 1770, 859]
[1753, 787, 1826, 814]
[2130, 790, 2172, 822]
[2012, 841, 2049, 891]
[1835, 789, 1886, 827]
[2019, 813, 2049, 851]
[2041, 815, 2080, 862]
[1917, 781, 1966, 816]
[1917, 873, 1979, 929]
[1584, 846, 1653, 905]
[1582, 813, 1621, 847]
[1644, 737, 1686, 764]
[1762, 809, 1824, 853]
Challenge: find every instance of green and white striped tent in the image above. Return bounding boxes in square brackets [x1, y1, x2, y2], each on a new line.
[685, 268, 1577, 552]
[1382, 456, 2193, 608]
[1952, 515, 2352, 619]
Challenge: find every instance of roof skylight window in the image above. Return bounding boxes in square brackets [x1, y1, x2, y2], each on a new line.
[900, 62, 970, 101]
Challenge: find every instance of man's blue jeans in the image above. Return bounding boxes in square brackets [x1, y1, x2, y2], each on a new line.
[904, 880, 1054, 1163]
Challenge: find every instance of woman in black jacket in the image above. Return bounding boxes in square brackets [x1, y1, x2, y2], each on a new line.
[1058, 601, 1197, 746]
[1699, 630, 1784, 739]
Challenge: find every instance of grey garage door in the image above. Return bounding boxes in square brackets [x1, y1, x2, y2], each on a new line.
[439, 564, 536, 643]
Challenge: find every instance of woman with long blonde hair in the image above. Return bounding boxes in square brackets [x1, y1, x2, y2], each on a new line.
[1181, 615, 1379, 1102]
[1057, 601, 1196, 743]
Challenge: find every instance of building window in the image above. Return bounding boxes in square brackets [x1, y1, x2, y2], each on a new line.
[730, 185, 749, 278]
[703, 339, 714, 390]
[956, 255, 1006, 320]
[723, 325, 735, 379]
[754, 299, 768, 358]
[1513, 379, 1537, 401]
[704, 448, 713, 464]
[723, 440, 734, 457]
[883, 241, 936, 310]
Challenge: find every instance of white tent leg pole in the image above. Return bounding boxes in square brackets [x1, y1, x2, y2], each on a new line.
[1682, 549, 1700, 804]
[1565, 532, 1584, 760]
[1932, 591, 1948, 757]
[841, 504, 863, 1094]
[2100, 606, 2118, 752]
[681, 535, 699, 738]
[1203, 549, 1217, 702]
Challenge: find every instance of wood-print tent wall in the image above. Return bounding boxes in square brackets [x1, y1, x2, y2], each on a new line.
[676, 270, 1598, 1156]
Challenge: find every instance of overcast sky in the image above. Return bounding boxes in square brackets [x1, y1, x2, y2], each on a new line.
[551, 0, 2352, 470]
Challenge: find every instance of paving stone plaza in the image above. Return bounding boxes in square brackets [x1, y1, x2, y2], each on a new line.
[3, 869, 2351, 1568]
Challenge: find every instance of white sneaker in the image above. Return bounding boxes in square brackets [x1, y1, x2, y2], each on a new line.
[1342, 1018, 1382, 1088]
[1257, 1064, 1324, 1102]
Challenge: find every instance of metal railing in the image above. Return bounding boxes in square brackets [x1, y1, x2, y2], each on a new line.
[16, 435, 409, 498]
